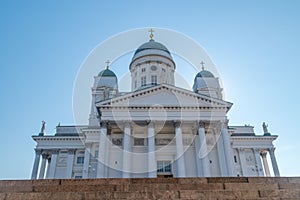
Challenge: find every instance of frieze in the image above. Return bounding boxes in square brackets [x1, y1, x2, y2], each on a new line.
[112, 138, 123, 146]
[155, 138, 174, 146]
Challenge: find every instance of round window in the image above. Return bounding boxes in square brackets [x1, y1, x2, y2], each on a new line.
[151, 65, 157, 71]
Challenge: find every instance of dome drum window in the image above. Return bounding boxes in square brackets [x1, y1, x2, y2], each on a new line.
[141, 76, 146, 86]
[151, 75, 157, 85]
[151, 65, 157, 71]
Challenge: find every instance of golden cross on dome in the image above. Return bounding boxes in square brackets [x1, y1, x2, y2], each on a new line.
[200, 61, 205, 70]
[105, 60, 110, 69]
[149, 28, 155, 40]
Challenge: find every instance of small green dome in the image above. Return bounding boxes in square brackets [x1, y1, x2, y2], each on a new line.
[98, 68, 117, 77]
[196, 70, 215, 78]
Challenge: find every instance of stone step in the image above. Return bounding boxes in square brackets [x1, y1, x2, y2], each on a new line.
[0, 177, 299, 200]
[2, 189, 300, 200]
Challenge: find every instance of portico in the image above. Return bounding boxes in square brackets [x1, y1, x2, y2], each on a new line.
[88, 117, 235, 178]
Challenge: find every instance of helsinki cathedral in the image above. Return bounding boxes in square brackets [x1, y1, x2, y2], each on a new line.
[31, 31, 280, 179]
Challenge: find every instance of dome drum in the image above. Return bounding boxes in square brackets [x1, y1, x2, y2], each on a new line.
[130, 55, 175, 71]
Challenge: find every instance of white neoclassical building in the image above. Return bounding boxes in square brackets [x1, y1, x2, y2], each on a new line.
[31, 33, 280, 179]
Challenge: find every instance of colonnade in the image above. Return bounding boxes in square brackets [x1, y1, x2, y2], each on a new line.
[260, 148, 280, 177]
[32, 120, 278, 179]
[95, 120, 234, 178]
[31, 149, 74, 179]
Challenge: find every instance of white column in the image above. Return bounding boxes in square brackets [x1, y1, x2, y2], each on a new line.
[269, 148, 280, 177]
[122, 122, 131, 178]
[254, 148, 264, 176]
[217, 131, 228, 176]
[148, 122, 156, 178]
[238, 148, 247, 176]
[38, 153, 48, 179]
[104, 133, 110, 177]
[195, 135, 202, 176]
[31, 149, 41, 180]
[221, 120, 235, 176]
[47, 150, 58, 179]
[196, 121, 210, 177]
[97, 121, 107, 178]
[66, 149, 75, 178]
[82, 144, 91, 178]
[260, 150, 271, 176]
[174, 121, 186, 177]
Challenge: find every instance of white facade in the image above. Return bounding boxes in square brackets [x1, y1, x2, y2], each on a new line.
[31, 36, 280, 179]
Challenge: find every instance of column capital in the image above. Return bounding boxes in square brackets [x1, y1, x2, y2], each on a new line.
[238, 147, 245, 152]
[146, 120, 155, 128]
[85, 143, 92, 149]
[68, 149, 76, 154]
[254, 148, 261, 153]
[100, 120, 109, 128]
[260, 150, 268, 157]
[173, 120, 181, 128]
[222, 119, 229, 128]
[41, 153, 48, 159]
[51, 149, 59, 154]
[268, 147, 276, 152]
[35, 149, 42, 155]
[198, 121, 205, 128]
[122, 121, 131, 129]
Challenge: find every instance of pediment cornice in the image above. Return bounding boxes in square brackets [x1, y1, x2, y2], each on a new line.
[96, 84, 232, 111]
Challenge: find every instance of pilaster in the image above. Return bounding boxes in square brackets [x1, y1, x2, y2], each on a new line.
[217, 131, 228, 176]
[238, 148, 247, 176]
[82, 144, 91, 178]
[254, 148, 264, 176]
[66, 149, 76, 178]
[47, 149, 59, 179]
[221, 120, 235, 176]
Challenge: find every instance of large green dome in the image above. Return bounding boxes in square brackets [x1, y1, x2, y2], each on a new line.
[98, 68, 117, 77]
[134, 39, 170, 55]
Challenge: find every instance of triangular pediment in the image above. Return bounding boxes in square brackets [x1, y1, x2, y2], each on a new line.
[96, 84, 232, 111]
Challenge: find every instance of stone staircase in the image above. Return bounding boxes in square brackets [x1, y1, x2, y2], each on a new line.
[0, 177, 299, 199]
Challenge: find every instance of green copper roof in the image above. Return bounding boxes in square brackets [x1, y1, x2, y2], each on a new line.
[98, 68, 117, 77]
[134, 39, 170, 55]
[196, 70, 215, 78]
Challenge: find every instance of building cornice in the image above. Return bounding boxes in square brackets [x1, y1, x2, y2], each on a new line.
[231, 135, 278, 141]
[32, 136, 83, 142]
[98, 105, 228, 111]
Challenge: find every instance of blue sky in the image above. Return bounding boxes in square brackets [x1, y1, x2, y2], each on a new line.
[0, 1, 299, 179]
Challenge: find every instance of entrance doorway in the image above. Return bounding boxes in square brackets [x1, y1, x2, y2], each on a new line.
[157, 161, 173, 177]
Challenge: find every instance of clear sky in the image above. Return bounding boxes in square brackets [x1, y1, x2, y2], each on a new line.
[0, 0, 299, 179]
